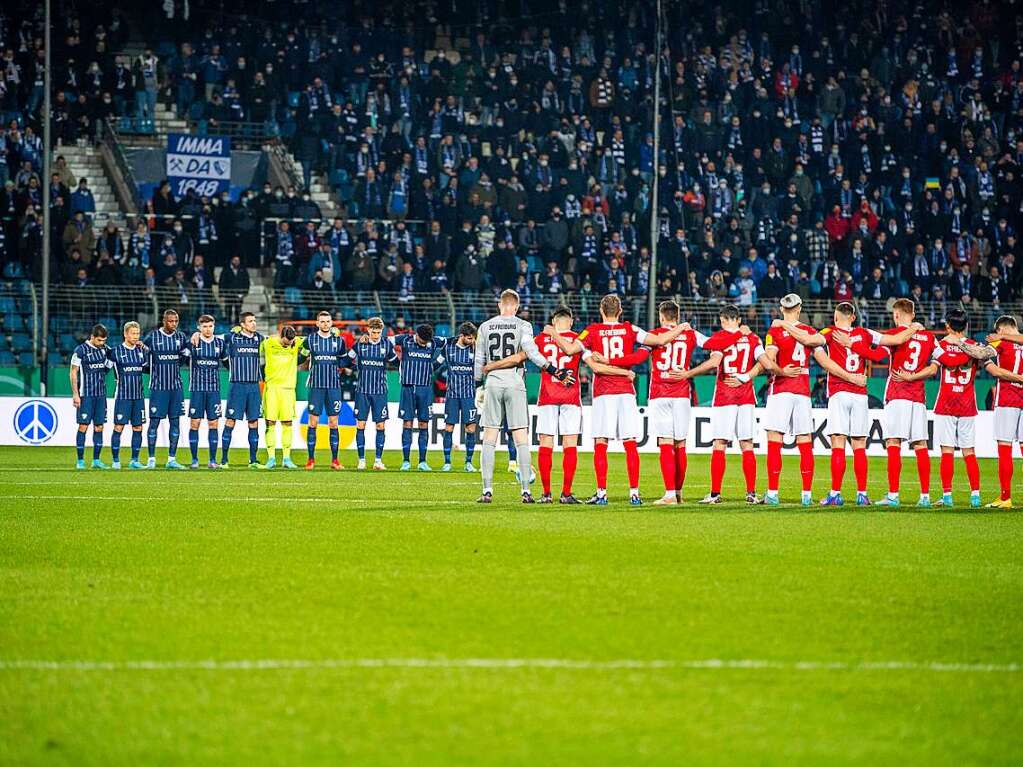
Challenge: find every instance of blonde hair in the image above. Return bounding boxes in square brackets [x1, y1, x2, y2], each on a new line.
[366, 317, 385, 331]
[892, 298, 916, 317]
[123, 321, 140, 334]
[499, 289, 520, 307]
[600, 293, 623, 319]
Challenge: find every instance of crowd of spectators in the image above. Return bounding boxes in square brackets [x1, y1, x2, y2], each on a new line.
[2, 0, 1023, 328]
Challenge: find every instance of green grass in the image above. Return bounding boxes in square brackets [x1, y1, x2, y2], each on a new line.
[1, 446, 1021, 766]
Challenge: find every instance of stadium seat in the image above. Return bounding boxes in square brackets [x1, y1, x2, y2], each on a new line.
[436, 324, 451, 337]
[47, 352, 64, 367]
[0, 296, 14, 315]
[340, 306, 356, 320]
[118, 116, 133, 132]
[10, 334, 33, 352]
[16, 352, 33, 366]
[5, 314, 25, 332]
[0, 351, 15, 366]
[59, 333, 77, 352]
[360, 305, 376, 318]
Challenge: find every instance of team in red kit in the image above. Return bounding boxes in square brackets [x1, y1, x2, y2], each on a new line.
[477, 290, 1018, 508]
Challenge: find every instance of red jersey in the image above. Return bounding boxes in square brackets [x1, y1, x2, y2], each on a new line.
[577, 322, 647, 398]
[648, 327, 708, 400]
[988, 339, 1023, 408]
[710, 330, 764, 406]
[933, 338, 978, 417]
[764, 323, 816, 396]
[879, 327, 937, 404]
[535, 331, 582, 406]
[820, 325, 878, 396]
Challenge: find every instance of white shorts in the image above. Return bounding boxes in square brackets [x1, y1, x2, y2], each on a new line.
[994, 406, 1023, 443]
[649, 398, 691, 441]
[536, 404, 582, 437]
[710, 403, 756, 443]
[762, 391, 813, 436]
[883, 400, 928, 443]
[934, 414, 976, 449]
[591, 393, 641, 441]
[826, 391, 870, 438]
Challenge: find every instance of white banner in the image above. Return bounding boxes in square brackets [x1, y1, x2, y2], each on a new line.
[0, 397, 1000, 457]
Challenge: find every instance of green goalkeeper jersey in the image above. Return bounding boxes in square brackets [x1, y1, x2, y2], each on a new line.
[260, 336, 304, 388]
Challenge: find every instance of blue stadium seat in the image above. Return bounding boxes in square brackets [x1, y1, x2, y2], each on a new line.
[10, 334, 33, 352]
[98, 317, 118, 331]
[0, 351, 15, 366]
[0, 296, 14, 315]
[435, 324, 451, 337]
[293, 304, 310, 320]
[118, 116, 133, 132]
[360, 305, 376, 318]
[16, 352, 33, 366]
[340, 306, 356, 320]
[47, 352, 64, 367]
[283, 287, 303, 306]
[5, 314, 25, 332]
[59, 333, 77, 352]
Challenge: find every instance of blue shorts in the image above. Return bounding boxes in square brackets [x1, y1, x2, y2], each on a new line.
[225, 383, 262, 421]
[308, 387, 343, 417]
[444, 396, 478, 426]
[398, 385, 433, 423]
[113, 398, 146, 427]
[150, 390, 185, 419]
[354, 392, 389, 423]
[77, 396, 107, 425]
[189, 391, 223, 420]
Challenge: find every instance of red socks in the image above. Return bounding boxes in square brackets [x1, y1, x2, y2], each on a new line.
[659, 444, 676, 492]
[742, 450, 757, 493]
[915, 447, 931, 495]
[999, 443, 1013, 500]
[798, 441, 814, 492]
[538, 446, 553, 496]
[766, 440, 782, 492]
[562, 446, 577, 496]
[940, 452, 955, 494]
[853, 447, 868, 493]
[887, 445, 902, 494]
[624, 440, 640, 489]
[710, 449, 726, 494]
[963, 453, 980, 493]
[594, 442, 609, 490]
[675, 446, 687, 493]
[831, 447, 847, 492]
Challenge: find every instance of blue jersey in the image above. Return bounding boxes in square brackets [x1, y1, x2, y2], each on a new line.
[189, 336, 227, 393]
[394, 334, 444, 387]
[224, 331, 264, 384]
[304, 332, 348, 389]
[108, 343, 149, 400]
[71, 341, 112, 397]
[441, 339, 476, 399]
[143, 328, 188, 391]
[349, 337, 397, 395]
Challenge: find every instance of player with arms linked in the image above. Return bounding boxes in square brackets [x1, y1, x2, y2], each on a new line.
[979, 316, 1023, 507]
[187, 314, 227, 468]
[349, 317, 397, 470]
[303, 311, 348, 470]
[144, 309, 190, 469]
[70, 323, 112, 469]
[440, 322, 480, 472]
[395, 323, 445, 471]
[107, 321, 149, 469]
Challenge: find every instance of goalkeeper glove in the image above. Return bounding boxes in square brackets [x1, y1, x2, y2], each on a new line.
[474, 387, 486, 411]
[543, 363, 573, 382]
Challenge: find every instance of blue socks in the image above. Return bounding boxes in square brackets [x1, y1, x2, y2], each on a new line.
[147, 420, 159, 459]
[111, 429, 122, 462]
[466, 430, 476, 462]
[131, 429, 142, 461]
[307, 424, 317, 460]
[221, 425, 234, 464]
[402, 427, 412, 461]
[329, 427, 339, 460]
[248, 425, 259, 463]
[356, 428, 366, 460]
[207, 427, 218, 462]
[418, 427, 429, 463]
[443, 430, 453, 463]
[168, 420, 180, 458]
[76, 429, 86, 460]
[507, 437, 517, 462]
[92, 429, 103, 460]
[375, 428, 385, 460]
[189, 428, 200, 462]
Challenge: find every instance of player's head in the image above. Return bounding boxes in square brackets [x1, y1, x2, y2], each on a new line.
[658, 300, 680, 325]
[599, 293, 622, 321]
[944, 308, 969, 335]
[161, 309, 179, 332]
[240, 311, 257, 333]
[550, 306, 574, 332]
[891, 297, 916, 326]
[458, 321, 477, 344]
[779, 292, 802, 319]
[316, 310, 332, 333]
[280, 324, 297, 347]
[834, 301, 857, 328]
[90, 323, 109, 348]
[994, 314, 1018, 334]
[366, 316, 385, 342]
[197, 314, 215, 338]
[122, 320, 140, 344]
[718, 304, 741, 330]
[415, 323, 434, 345]
[499, 289, 520, 314]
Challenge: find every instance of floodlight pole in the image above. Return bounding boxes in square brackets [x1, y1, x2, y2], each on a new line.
[40, 0, 52, 394]
[646, 0, 662, 329]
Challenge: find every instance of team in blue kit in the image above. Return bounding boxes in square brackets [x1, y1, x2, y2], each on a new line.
[70, 323, 113, 469]
[143, 309, 190, 469]
[217, 312, 265, 468]
[187, 314, 228, 468]
[108, 321, 149, 469]
[348, 316, 397, 470]
[440, 322, 479, 472]
[395, 323, 446, 471]
[302, 310, 349, 470]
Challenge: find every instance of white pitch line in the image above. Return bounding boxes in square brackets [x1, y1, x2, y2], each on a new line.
[2, 494, 470, 505]
[0, 657, 1016, 673]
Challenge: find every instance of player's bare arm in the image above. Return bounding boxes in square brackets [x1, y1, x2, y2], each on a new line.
[641, 323, 687, 346]
[892, 362, 938, 382]
[812, 347, 868, 388]
[985, 362, 1023, 384]
[876, 322, 924, 347]
[947, 339, 996, 360]
[667, 353, 720, 381]
[772, 318, 826, 347]
[987, 331, 1023, 345]
[586, 358, 635, 381]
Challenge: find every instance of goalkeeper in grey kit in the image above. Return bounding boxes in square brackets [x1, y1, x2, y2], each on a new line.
[474, 290, 573, 503]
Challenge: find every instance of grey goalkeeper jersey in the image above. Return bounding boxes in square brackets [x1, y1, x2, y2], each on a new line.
[474, 315, 548, 388]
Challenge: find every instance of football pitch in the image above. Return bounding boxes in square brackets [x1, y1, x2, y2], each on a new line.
[1, 446, 1021, 765]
